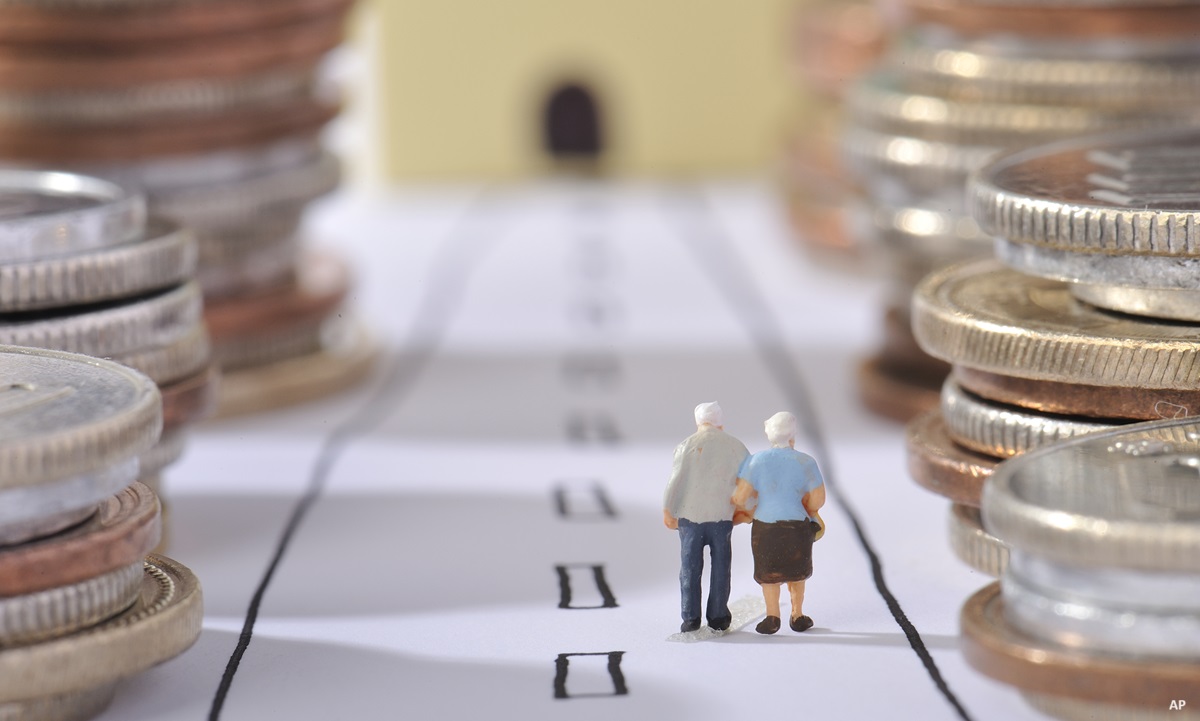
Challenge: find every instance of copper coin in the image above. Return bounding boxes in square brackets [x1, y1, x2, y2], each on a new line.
[961, 583, 1200, 707]
[793, 0, 887, 100]
[902, 2, 1200, 40]
[160, 364, 219, 433]
[0, 0, 353, 45]
[906, 410, 997, 506]
[203, 252, 350, 343]
[881, 305, 952, 377]
[857, 355, 944, 423]
[0, 99, 338, 164]
[0, 13, 346, 92]
[781, 122, 860, 257]
[954, 366, 1200, 422]
[783, 193, 857, 258]
[0, 483, 159, 596]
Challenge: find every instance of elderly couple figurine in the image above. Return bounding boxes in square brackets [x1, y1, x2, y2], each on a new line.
[663, 402, 826, 635]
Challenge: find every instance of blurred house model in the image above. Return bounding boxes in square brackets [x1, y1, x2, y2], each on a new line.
[372, 0, 794, 178]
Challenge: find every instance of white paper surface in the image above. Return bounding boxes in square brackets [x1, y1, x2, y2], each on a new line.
[99, 181, 1042, 721]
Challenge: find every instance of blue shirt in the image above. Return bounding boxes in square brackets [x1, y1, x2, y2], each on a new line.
[737, 447, 824, 524]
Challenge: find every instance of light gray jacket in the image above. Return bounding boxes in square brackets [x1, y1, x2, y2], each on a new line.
[663, 426, 749, 523]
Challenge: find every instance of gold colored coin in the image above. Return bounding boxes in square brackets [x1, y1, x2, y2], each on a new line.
[0, 554, 201, 702]
[913, 260, 1200, 389]
[856, 356, 943, 424]
[213, 320, 376, 418]
[948, 503, 1008, 578]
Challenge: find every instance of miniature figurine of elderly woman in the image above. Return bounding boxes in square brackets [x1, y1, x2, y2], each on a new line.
[732, 411, 826, 634]
[663, 402, 749, 633]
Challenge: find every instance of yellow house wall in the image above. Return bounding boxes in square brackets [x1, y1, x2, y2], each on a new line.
[371, 0, 796, 179]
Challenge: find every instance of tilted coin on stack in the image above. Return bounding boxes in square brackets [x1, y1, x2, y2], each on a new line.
[963, 417, 1200, 721]
[0, 345, 202, 721]
[842, 0, 1200, 422]
[0, 0, 374, 416]
[0, 170, 215, 546]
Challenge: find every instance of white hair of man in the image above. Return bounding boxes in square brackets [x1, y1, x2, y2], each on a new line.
[764, 411, 798, 447]
[694, 401, 723, 428]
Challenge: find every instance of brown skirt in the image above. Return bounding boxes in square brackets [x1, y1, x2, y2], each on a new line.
[751, 519, 819, 584]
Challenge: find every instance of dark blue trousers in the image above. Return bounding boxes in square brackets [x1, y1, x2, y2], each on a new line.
[678, 519, 733, 625]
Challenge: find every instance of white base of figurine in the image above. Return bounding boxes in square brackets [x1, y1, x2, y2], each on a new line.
[667, 595, 767, 642]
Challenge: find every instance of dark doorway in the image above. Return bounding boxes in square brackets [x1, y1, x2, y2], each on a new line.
[542, 82, 605, 167]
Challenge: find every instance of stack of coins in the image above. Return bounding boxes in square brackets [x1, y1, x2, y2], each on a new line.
[908, 128, 1200, 578]
[0, 0, 374, 416]
[962, 417, 1200, 721]
[0, 170, 213, 536]
[843, 0, 1200, 422]
[781, 0, 887, 261]
[0, 345, 202, 721]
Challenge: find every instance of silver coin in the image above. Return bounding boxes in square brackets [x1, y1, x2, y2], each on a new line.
[111, 322, 210, 386]
[1004, 552, 1200, 659]
[995, 236, 1200, 290]
[972, 128, 1200, 255]
[0, 281, 201, 359]
[92, 135, 324, 192]
[0, 457, 136, 529]
[0, 170, 144, 264]
[983, 415, 1200, 572]
[940, 377, 1116, 458]
[150, 151, 339, 231]
[841, 125, 999, 203]
[893, 28, 1200, 107]
[0, 69, 319, 125]
[0, 562, 142, 646]
[0, 505, 95, 548]
[848, 71, 1200, 147]
[214, 306, 345, 372]
[1071, 283, 1200, 322]
[137, 431, 186, 480]
[197, 239, 297, 299]
[195, 209, 303, 268]
[849, 200, 991, 264]
[0, 346, 160, 488]
[0, 218, 195, 312]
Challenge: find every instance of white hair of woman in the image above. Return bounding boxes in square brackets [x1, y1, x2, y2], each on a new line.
[694, 401, 723, 427]
[764, 411, 798, 447]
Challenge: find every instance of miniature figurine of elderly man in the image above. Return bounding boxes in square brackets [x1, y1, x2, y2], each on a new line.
[732, 411, 826, 635]
[663, 402, 749, 632]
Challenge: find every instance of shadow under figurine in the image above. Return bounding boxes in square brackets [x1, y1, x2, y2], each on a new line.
[732, 411, 826, 634]
[663, 402, 749, 633]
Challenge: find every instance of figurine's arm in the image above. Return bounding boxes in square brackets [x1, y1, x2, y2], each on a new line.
[803, 484, 827, 539]
[663, 443, 686, 529]
[802, 484, 826, 517]
[731, 478, 757, 525]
